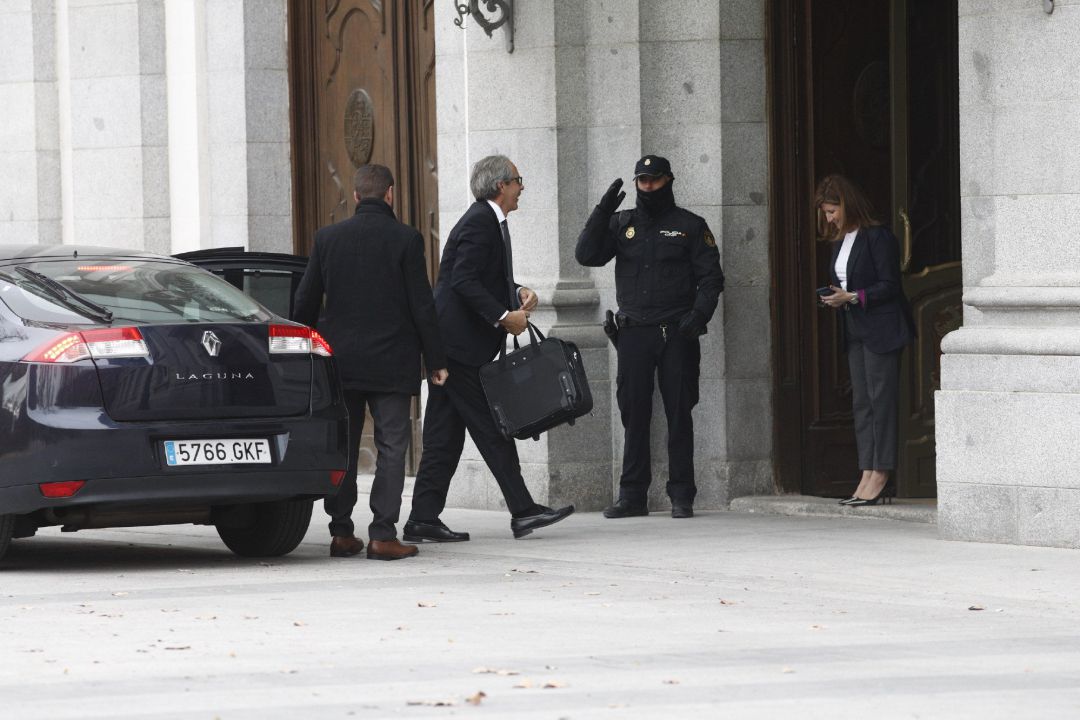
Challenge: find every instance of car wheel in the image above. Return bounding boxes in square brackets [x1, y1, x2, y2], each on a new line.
[0, 515, 14, 562]
[215, 499, 313, 557]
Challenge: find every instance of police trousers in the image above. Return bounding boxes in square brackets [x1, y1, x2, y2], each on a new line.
[615, 323, 701, 505]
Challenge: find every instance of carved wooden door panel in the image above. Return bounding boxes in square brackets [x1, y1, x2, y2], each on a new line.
[770, 0, 960, 498]
[289, 0, 439, 474]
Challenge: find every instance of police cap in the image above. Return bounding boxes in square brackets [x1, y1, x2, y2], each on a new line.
[633, 155, 673, 178]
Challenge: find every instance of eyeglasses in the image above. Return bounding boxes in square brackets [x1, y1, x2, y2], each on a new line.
[507, 176, 523, 185]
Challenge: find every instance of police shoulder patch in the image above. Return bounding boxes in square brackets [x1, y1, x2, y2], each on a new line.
[625, 226, 636, 239]
[703, 230, 716, 247]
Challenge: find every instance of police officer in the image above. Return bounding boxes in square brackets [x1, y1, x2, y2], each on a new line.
[576, 155, 724, 519]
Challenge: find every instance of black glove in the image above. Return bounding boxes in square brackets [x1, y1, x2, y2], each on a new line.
[678, 310, 706, 339]
[597, 178, 625, 215]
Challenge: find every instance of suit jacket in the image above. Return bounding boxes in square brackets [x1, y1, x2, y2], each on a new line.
[293, 198, 445, 395]
[829, 224, 916, 354]
[433, 200, 518, 367]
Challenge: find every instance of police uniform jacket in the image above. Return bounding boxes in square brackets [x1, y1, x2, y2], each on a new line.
[293, 198, 446, 395]
[576, 204, 724, 324]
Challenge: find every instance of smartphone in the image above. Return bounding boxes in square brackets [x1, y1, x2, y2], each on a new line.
[815, 286, 833, 296]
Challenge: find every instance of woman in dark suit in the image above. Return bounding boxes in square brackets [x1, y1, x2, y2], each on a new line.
[816, 175, 915, 506]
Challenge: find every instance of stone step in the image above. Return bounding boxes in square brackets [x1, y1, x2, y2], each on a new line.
[729, 494, 937, 524]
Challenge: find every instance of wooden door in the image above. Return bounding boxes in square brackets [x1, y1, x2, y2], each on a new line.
[770, 0, 961, 497]
[288, 0, 439, 473]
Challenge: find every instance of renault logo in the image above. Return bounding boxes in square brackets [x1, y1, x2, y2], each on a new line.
[201, 330, 222, 357]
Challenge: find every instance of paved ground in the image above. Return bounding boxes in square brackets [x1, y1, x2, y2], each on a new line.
[3, 500, 1080, 719]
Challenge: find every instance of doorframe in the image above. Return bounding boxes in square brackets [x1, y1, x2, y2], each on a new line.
[286, 0, 319, 256]
[767, 0, 814, 494]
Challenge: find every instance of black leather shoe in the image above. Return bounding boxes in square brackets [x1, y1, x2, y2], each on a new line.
[511, 505, 575, 539]
[603, 499, 649, 518]
[671, 505, 694, 519]
[403, 519, 470, 543]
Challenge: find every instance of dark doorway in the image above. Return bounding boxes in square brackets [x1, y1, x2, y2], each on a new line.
[288, 0, 439, 473]
[769, 0, 962, 498]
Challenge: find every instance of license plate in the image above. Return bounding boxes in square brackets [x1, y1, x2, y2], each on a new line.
[163, 439, 272, 466]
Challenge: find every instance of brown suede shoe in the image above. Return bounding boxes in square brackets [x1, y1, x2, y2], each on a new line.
[329, 535, 365, 558]
[367, 538, 419, 561]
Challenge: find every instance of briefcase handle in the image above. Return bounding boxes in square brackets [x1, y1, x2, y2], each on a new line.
[499, 322, 546, 360]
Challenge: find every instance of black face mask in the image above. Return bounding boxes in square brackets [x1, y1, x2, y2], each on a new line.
[635, 179, 676, 218]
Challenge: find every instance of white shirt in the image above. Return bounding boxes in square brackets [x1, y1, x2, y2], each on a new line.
[834, 228, 858, 290]
[487, 200, 511, 324]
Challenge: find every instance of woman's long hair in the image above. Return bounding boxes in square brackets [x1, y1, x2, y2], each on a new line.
[814, 174, 879, 241]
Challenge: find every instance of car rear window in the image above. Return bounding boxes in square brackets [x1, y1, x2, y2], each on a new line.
[0, 259, 273, 325]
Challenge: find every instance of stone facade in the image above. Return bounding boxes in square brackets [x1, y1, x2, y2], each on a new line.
[936, 0, 1080, 548]
[0, 0, 291, 255]
[7, 1, 1078, 548]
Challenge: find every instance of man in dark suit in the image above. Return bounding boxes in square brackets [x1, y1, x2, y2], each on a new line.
[294, 164, 448, 560]
[404, 155, 575, 542]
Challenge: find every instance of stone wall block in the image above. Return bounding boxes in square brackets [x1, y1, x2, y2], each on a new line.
[245, 142, 292, 217]
[721, 203, 767, 287]
[0, 82, 35, 151]
[991, 194, 1080, 277]
[246, 214, 292, 254]
[639, 0, 719, 41]
[434, 53, 466, 136]
[140, 145, 171, 217]
[69, 76, 143, 149]
[640, 124, 720, 207]
[71, 147, 143, 219]
[0, 151, 37, 222]
[640, 40, 720, 126]
[585, 0, 637, 45]
[989, 104, 1080, 196]
[244, 69, 290, 144]
[68, 2, 140, 79]
[137, 0, 166, 75]
[205, 0, 245, 72]
[722, 285, 770, 379]
[584, 44, 640, 127]
[243, 0, 287, 70]
[724, 377, 772, 462]
[1017, 486, 1080, 548]
[547, 462, 612, 511]
[720, 122, 766, 206]
[719, 39, 765, 123]
[938, 481, 1017, 544]
[720, 0, 765, 39]
[0, 9, 33, 83]
[466, 47, 557, 131]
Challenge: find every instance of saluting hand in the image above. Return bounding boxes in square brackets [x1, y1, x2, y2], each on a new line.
[598, 178, 625, 215]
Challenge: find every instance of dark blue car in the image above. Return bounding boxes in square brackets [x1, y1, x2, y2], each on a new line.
[0, 245, 348, 561]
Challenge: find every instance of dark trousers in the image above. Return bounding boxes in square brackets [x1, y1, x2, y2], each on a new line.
[846, 335, 901, 470]
[410, 356, 536, 521]
[616, 325, 701, 505]
[325, 390, 412, 541]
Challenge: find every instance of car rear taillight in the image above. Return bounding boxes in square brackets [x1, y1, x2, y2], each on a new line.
[268, 324, 333, 356]
[23, 327, 149, 363]
[40, 480, 86, 498]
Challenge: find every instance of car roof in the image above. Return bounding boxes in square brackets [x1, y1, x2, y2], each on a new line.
[0, 244, 171, 263]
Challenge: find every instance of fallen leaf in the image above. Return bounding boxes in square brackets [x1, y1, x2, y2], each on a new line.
[111, 592, 129, 597]
[718, 599, 735, 605]
[781, 667, 795, 674]
[513, 679, 534, 689]
[968, 605, 985, 611]
[293, 621, 307, 627]
[809, 624, 826, 630]
[417, 602, 437, 608]
[663, 679, 680, 685]
[406, 699, 455, 707]
[512, 568, 538, 574]
[164, 646, 191, 651]
[585, 592, 601, 596]
[465, 691, 487, 705]
[473, 667, 519, 676]
[542, 680, 567, 689]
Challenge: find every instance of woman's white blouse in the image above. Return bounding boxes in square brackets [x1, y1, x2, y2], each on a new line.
[834, 228, 858, 290]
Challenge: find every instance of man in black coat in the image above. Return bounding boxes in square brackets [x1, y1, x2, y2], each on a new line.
[576, 155, 725, 519]
[404, 154, 575, 542]
[294, 164, 447, 560]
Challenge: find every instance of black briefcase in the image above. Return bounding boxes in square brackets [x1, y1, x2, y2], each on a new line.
[479, 324, 593, 441]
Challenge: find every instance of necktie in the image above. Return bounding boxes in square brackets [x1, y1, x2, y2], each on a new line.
[500, 219, 518, 310]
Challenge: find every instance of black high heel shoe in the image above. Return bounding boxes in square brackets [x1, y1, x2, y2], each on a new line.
[838, 496, 858, 505]
[845, 480, 895, 507]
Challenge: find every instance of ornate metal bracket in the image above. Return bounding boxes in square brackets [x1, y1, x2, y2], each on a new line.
[453, 0, 514, 53]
